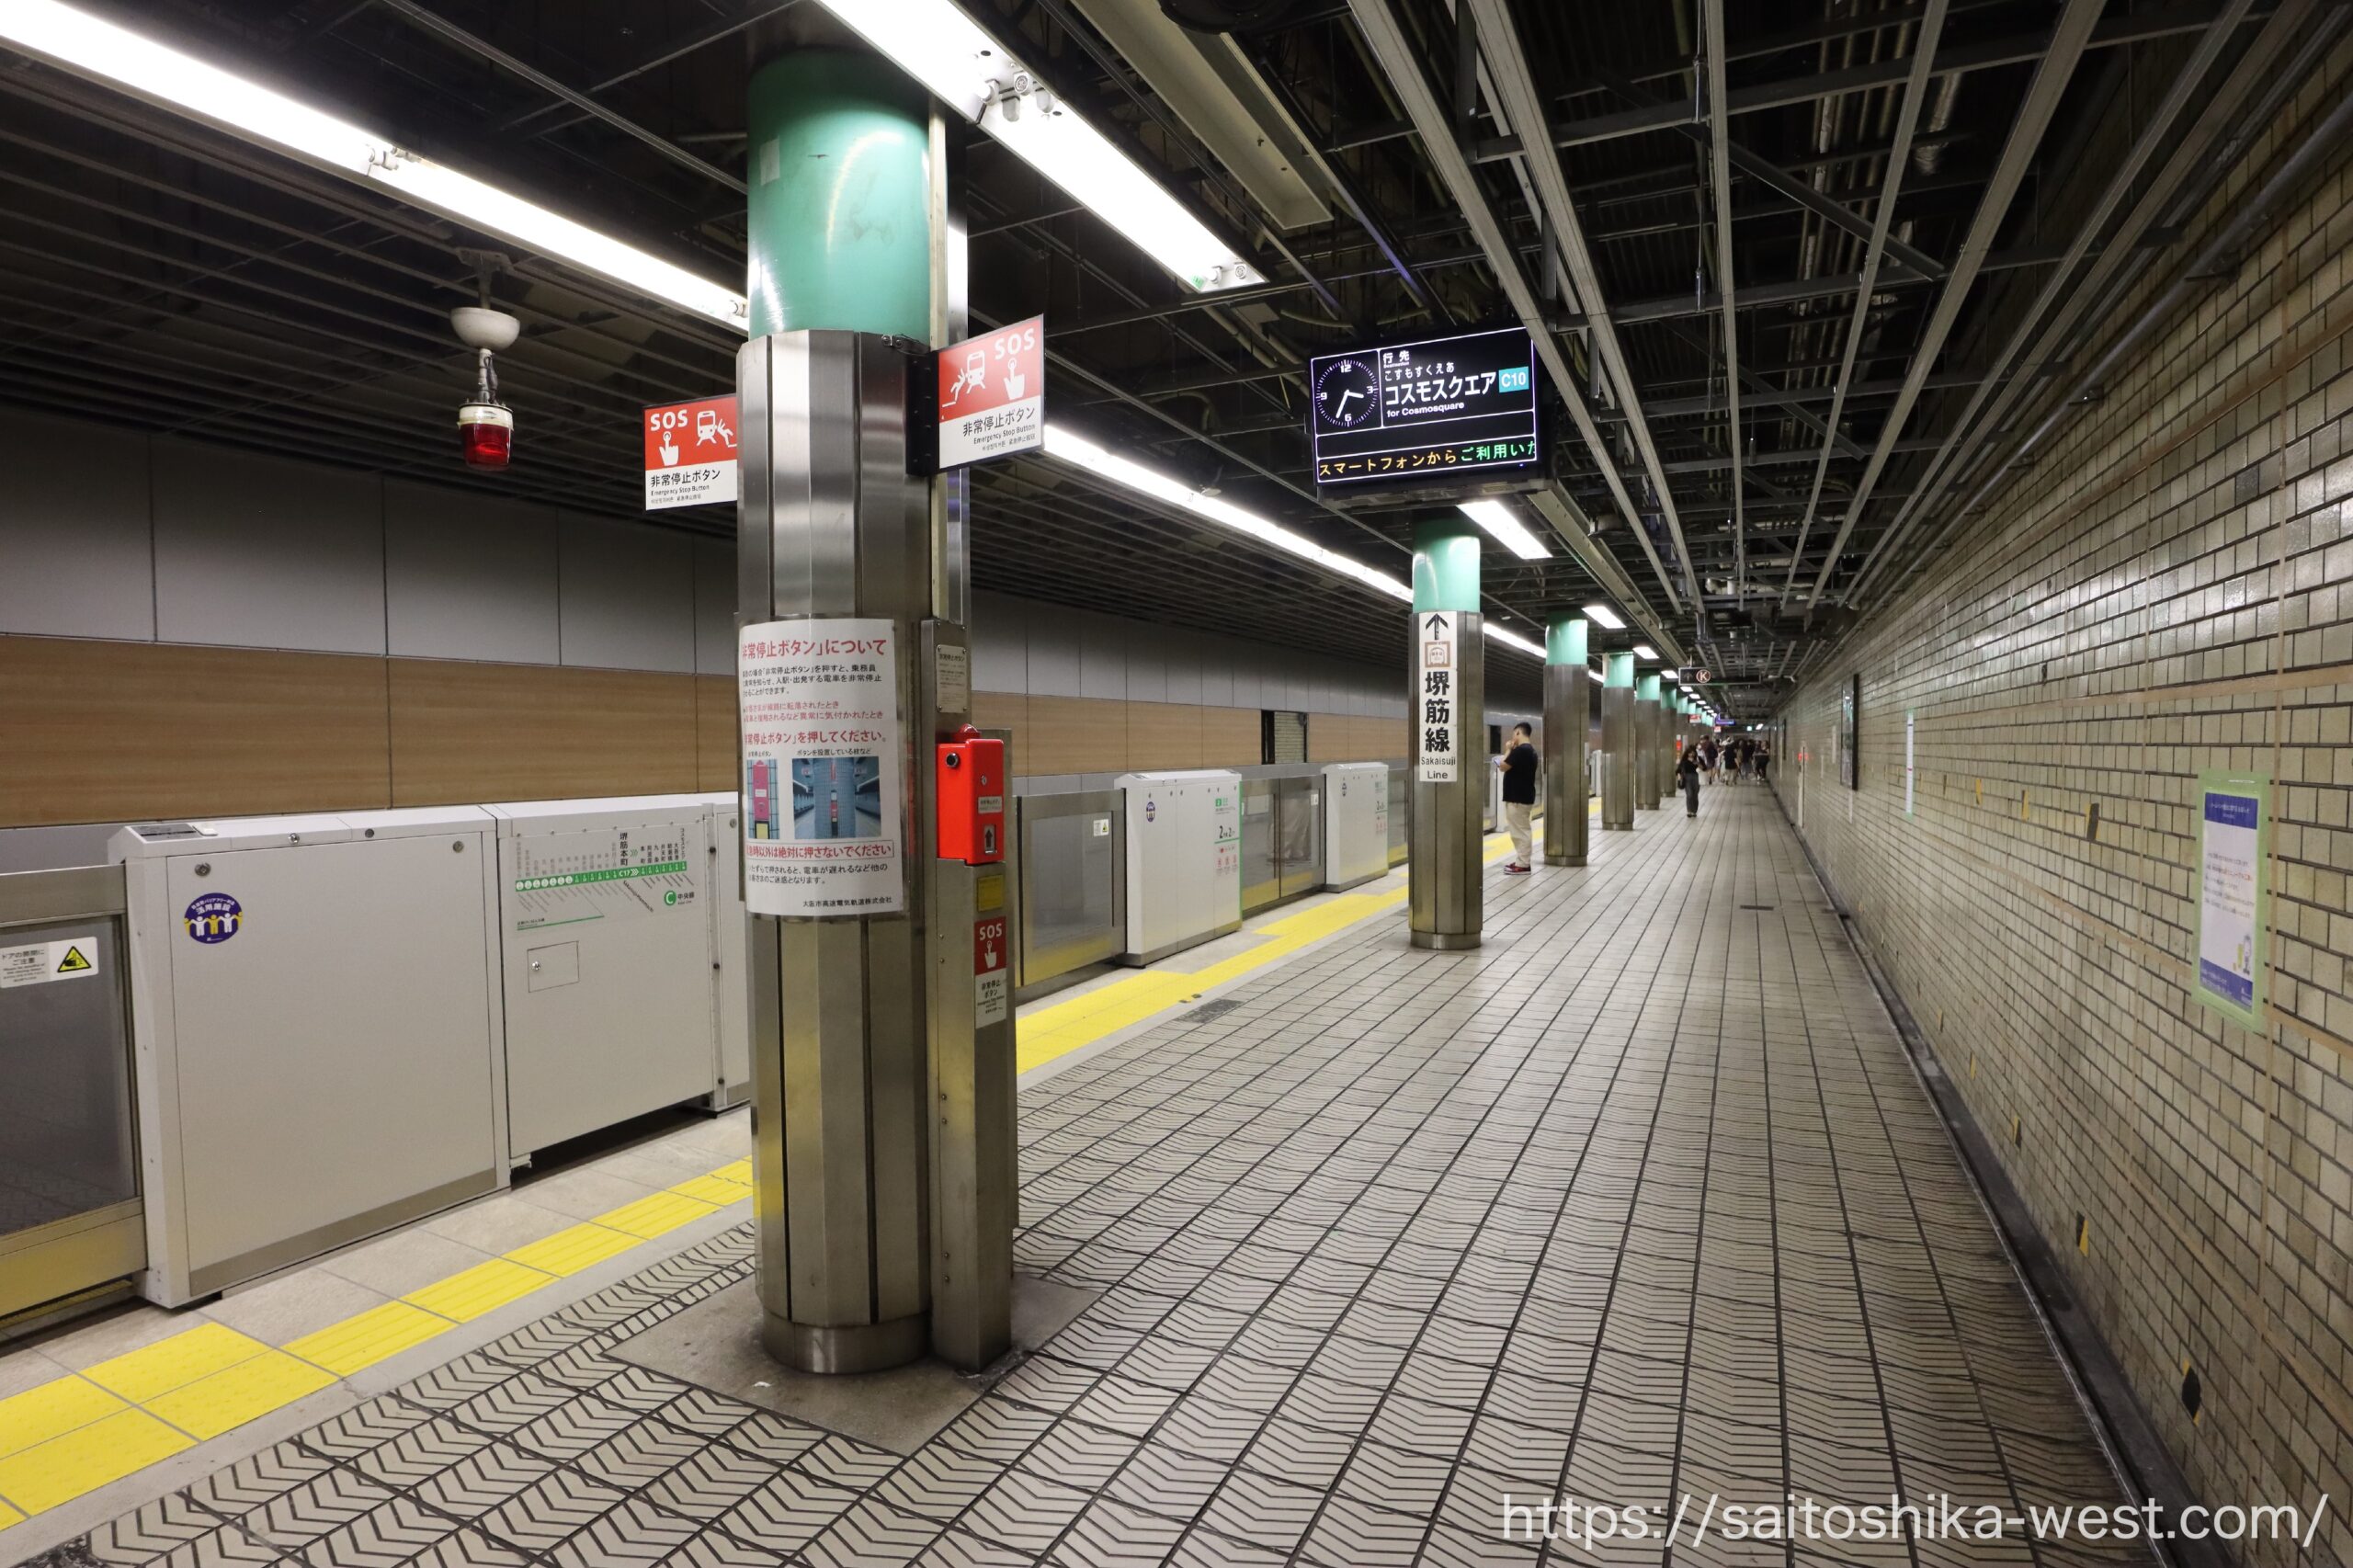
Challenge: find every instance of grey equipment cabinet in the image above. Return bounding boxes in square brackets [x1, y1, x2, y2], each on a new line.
[484, 796, 720, 1161]
[114, 811, 507, 1306]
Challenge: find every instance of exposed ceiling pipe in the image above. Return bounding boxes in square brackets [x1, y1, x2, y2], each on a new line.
[1780, 0, 1948, 604]
[1895, 72, 2353, 592]
[1914, 72, 1961, 172]
[1801, 0, 2107, 608]
[1461, 0, 1705, 609]
[1699, 0, 1744, 600]
[1844, 0, 2297, 605]
[371, 0, 749, 195]
[1342, 0, 1687, 614]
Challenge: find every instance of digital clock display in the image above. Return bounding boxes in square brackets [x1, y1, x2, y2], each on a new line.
[1307, 327, 1540, 491]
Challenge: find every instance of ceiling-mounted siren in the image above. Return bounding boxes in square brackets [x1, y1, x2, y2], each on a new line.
[450, 305, 520, 472]
[1157, 0, 1317, 32]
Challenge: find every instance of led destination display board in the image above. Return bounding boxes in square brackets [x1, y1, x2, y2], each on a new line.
[1308, 326, 1540, 490]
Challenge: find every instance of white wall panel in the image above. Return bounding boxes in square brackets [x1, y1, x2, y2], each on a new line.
[0, 413, 155, 642]
[1162, 627, 1201, 704]
[970, 589, 1026, 692]
[559, 514, 693, 672]
[1126, 621, 1167, 701]
[384, 482, 559, 665]
[1078, 611, 1125, 699]
[153, 440, 385, 654]
[1027, 604, 1081, 696]
[693, 539, 734, 675]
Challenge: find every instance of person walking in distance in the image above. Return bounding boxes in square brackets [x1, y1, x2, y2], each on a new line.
[1497, 722, 1539, 875]
[1677, 736, 1703, 817]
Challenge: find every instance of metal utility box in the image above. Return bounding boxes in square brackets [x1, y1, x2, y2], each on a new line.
[1014, 791, 1124, 996]
[1323, 763, 1391, 891]
[1116, 771, 1243, 964]
[702, 793, 751, 1110]
[485, 797, 718, 1161]
[114, 811, 506, 1306]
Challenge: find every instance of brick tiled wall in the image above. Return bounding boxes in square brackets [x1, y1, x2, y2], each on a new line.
[1779, 51, 2353, 1567]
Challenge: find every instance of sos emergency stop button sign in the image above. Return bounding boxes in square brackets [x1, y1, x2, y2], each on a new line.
[644, 394, 739, 511]
[938, 317, 1045, 471]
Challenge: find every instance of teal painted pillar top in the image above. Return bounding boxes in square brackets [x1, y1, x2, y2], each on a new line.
[1411, 519, 1482, 613]
[1604, 651, 1634, 688]
[1544, 615, 1588, 665]
[1638, 673, 1662, 701]
[746, 51, 933, 340]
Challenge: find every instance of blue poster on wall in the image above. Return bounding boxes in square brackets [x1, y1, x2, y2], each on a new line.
[2193, 771, 2269, 1029]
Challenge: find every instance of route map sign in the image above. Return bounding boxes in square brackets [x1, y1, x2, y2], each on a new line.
[1308, 326, 1540, 491]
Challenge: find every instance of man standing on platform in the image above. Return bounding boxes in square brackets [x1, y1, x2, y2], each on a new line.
[1498, 722, 1539, 874]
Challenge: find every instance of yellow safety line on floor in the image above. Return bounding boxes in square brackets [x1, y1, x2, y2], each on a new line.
[1016, 814, 1575, 1075]
[0, 799, 1607, 1526]
[0, 1157, 756, 1529]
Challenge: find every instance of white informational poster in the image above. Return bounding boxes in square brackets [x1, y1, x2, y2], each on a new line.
[1416, 610, 1460, 783]
[2193, 771, 2268, 1029]
[738, 619, 904, 917]
[1904, 710, 1915, 816]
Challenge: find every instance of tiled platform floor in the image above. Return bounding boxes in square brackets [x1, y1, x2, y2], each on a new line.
[15, 788, 2144, 1566]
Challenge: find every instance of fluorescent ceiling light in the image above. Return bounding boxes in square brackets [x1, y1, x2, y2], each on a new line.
[1483, 624, 1543, 656]
[812, 0, 1256, 294]
[1458, 499, 1550, 561]
[1660, 670, 1678, 681]
[1584, 604, 1626, 631]
[1633, 643, 1659, 659]
[0, 0, 745, 326]
[1043, 426, 1410, 604]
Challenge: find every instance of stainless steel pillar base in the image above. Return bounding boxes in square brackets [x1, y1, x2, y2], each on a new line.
[1411, 929, 1483, 951]
[1600, 674, 1635, 831]
[763, 1312, 930, 1375]
[1542, 659, 1588, 868]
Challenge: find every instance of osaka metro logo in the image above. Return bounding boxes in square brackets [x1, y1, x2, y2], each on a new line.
[184, 892, 243, 943]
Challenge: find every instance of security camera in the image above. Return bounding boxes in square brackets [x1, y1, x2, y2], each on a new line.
[450, 306, 520, 471]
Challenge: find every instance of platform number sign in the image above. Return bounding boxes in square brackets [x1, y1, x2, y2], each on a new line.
[1417, 611, 1459, 783]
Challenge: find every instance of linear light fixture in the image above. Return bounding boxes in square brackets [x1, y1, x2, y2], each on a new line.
[0, 0, 746, 326]
[1, 1, 1539, 656]
[1583, 604, 1627, 631]
[1634, 643, 1660, 660]
[809, 0, 1257, 294]
[1458, 499, 1550, 561]
[1044, 426, 1544, 663]
[1043, 426, 1411, 604]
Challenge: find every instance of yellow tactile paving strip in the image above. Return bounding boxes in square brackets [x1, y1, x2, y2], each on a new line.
[0, 1159, 753, 1530]
[1016, 819, 1559, 1074]
[0, 813, 1579, 1532]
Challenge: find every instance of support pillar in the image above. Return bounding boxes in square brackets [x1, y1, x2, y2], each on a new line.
[1600, 652, 1635, 830]
[1541, 617, 1589, 867]
[1409, 520, 1482, 949]
[1635, 673, 1662, 809]
[738, 46, 1010, 1376]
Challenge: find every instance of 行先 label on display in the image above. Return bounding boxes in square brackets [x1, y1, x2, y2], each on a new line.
[739, 619, 904, 917]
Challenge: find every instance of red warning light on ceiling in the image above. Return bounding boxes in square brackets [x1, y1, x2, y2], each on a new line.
[458, 403, 513, 470]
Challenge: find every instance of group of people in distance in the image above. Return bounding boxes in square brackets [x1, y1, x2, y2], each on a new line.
[1675, 731, 1771, 815]
[1495, 723, 1779, 871]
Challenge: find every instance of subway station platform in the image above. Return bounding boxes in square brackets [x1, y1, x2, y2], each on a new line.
[1, 790, 2143, 1568]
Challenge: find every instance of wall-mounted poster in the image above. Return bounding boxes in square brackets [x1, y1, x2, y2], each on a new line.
[1841, 675, 1859, 790]
[2193, 770, 2270, 1030]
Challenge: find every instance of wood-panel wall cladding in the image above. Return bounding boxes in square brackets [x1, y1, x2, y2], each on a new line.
[0, 636, 391, 825]
[1, 634, 1405, 827]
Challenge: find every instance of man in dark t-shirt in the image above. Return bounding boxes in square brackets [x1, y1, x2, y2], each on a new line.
[1498, 722, 1539, 873]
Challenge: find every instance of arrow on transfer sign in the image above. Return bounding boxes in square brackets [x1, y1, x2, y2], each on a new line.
[1425, 613, 1449, 638]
